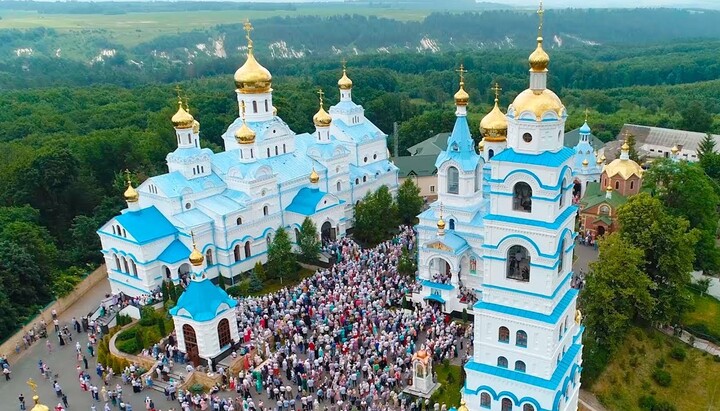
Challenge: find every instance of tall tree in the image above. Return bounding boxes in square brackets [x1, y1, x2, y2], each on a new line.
[697, 133, 717, 160]
[353, 185, 399, 246]
[643, 159, 720, 273]
[266, 227, 297, 283]
[297, 217, 321, 263]
[581, 234, 655, 350]
[618, 132, 641, 162]
[679, 100, 713, 133]
[397, 178, 424, 226]
[617, 193, 699, 324]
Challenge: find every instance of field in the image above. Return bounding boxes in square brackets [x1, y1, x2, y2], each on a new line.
[0, 6, 433, 47]
[590, 327, 720, 411]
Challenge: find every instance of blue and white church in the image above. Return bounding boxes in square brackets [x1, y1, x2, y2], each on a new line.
[97, 22, 398, 297]
[414, 6, 583, 411]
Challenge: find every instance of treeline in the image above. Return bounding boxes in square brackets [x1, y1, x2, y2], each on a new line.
[0, 1, 298, 14]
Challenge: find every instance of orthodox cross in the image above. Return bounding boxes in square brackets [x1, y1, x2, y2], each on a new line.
[491, 83, 502, 101]
[240, 100, 247, 120]
[27, 378, 37, 395]
[456, 64, 467, 84]
[341, 58, 347, 71]
[174, 85, 183, 104]
[537, 1, 545, 37]
[243, 20, 254, 48]
[124, 169, 132, 184]
[584, 108, 590, 122]
[439, 202, 444, 219]
[317, 88, 325, 108]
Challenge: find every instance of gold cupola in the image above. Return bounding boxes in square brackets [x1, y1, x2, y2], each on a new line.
[671, 145, 679, 154]
[338, 60, 353, 90]
[529, 2, 549, 72]
[582, 158, 589, 167]
[189, 232, 204, 267]
[123, 170, 139, 203]
[234, 21, 272, 94]
[235, 101, 256, 145]
[458, 399, 469, 411]
[453, 64, 470, 107]
[309, 168, 320, 184]
[27, 379, 49, 411]
[480, 83, 508, 142]
[478, 139, 485, 152]
[437, 203, 446, 235]
[313, 89, 332, 127]
[171, 99, 194, 129]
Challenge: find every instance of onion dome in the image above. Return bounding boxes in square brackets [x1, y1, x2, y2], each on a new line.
[671, 145, 679, 154]
[480, 98, 508, 142]
[338, 67, 353, 90]
[309, 168, 320, 184]
[582, 159, 589, 167]
[189, 231, 204, 267]
[579, 121, 592, 134]
[234, 21, 272, 94]
[171, 100, 194, 129]
[529, 37, 550, 72]
[606, 185, 613, 192]
[477, 139, 485, 152]
[437, 217, 446, 231]
[596, 156, 603, 165]
[313, 105, 332, 127]
[600, 154, 606, 162]
[235, 122, 256, 145]
[510, 88, 565, 120]
[621, 142, 630, 151]
[458, 399, 469, 411]
[124, 180, 139, 203]
[272, 106, 278, 116]
[454, 82, 470, 107]
[30, 395, 49, 411]
[192, 119, 200, 134]
[604, 157, 644, 180]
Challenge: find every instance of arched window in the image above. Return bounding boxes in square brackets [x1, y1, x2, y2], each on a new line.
[516, 330, 527, 347]
[252, 100, 258, 113]
[244, 241, 251, 259]
[294, 228, 301, 242]
[130, 260, 137, 276]
[113, 254, 120, 271]
[267, 148, 271, 157]
[523, 405, 535, 411]
[507, 245, 530, 282]
[337, 181, 341, 192]
[182, 324, 197, 351]
[615, 180, 620, 190]
[217, 319, 231, 348]
[263, 205, 269, 216]
[488, 149, 495, 159]
[236, 217, 242, 225]
[498, 327, 510, 343]
[233, 245, 241, 262]
[449, 219, 455, 230]
[264, 100, 269, 112]
[501, 398, 513, 411]
[447, 166, 459, 194]
[630, 180, 634, 190]
[599, 205, 610, 215]
[558, 238, 565, 274]
[513, 182, 532, 212]
[497, 356, 508, 368]
[355, 178, 360, 185]
[112, 226, 116, 235]
[515, 361, 526, 373]
[363, 176, 367, 183]
[206, 249, 213, 266]
[283, 144, 286, 154]
[122, 257, 129, 273]
[266, 234, 272, 245]
[560, 178, 566, 208]
[480, 393, 491, 408]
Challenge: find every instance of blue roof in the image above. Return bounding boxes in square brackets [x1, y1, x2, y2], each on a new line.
[435, 116, 480, 172]
[116, 206, 178, 243]
[158, 239, 190, 264]
[421, 280, 455, 291]
[166, 147, 213, 162]
[196, 194, 242, 216]
[579, 121, 591, 135]
[172, 209, 213, 228]
[170, 278, 237, 322]
[440, 231, 470, 254]
[424, 294, 446, 304]
[285, 187, 328, 215]
[333, 117, 384, 144]
[149, 171, 225, 198]
[491, 147, 575, 168]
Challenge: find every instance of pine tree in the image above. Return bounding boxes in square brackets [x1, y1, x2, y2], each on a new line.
[298, 217, 321, 263]
[697, 133, 717, 160]
[253, 261, 266, 282]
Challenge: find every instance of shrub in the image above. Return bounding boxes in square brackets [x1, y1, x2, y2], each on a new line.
[652, 369, 672, 387]
[652, 400, 677, 411]
[189, 383, 205, 394]
[248, 273, 263, 294]
[669, 346, 686, 361]
[630, 356, 639, 367]
[116, 339, 140, 354]
[655, 358, 665, 369]
[116, 314, 132, 327]
[117, 329, 137, 341]
[715, 355, 720, 362]
[639, 395, 657, 410]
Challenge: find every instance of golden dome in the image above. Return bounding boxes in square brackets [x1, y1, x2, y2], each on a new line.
[529, 37, 550, 72]
[272, 106, 278, 116]
[234, 22, 272, 94]
[603, 158, 644, 180]
[309, 168, 320, 184]
[454, 82, 470, 107]
[671, 145, 679, 154]
[124, 180, 139, 203]
[596, 156, 603, 165]
[338, 67, 353, 90]
[606, 185, 613, 192]
[30, 395, 49, 411]
[189, 244, 204, 267]
[582, 159, 589, 166]
[458, 399, 469, 411]
[480, 98, 508, 142]
[510, 88, 565, 120]
[437, 218, 446, 231]
[171, 100, 194, 129]
[621, 142, 630, 151]
[235, 122, 256, 145]
[477, 139, 485, 152]
[192, 119, 200, 134]
[600, 154, 606, 162]
[313, 106, 332, 127]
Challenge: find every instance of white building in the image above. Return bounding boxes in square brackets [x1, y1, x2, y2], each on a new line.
[414, 8, 582, 411]
[571, 120, 602, 199]
[97, 22, 398, 297]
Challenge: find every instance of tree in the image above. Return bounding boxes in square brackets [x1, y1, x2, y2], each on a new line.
[266, 227, 297, 283]
[617, 193, 699, 324]
[297, 217, 321, 263]
[617, 132, 641, 162]
[397, 178, 423, 226]
[353, 185, 399, 246]
[398, 246, 417, 277]
[697, 133, 717, 160]
[581, 234, 655, 350]
[253, 261, 266, 282]
[643, 159, 720, 273]
[679, 100, 713, 133]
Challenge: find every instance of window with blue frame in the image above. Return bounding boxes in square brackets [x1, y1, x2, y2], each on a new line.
[449, 219, 455, 230]
[523, 404, 535, 411]
[516, 330, 527, 347]
[497, 356, 508, 368]
[498, 327, 510, 343]
[514, 360, 526, 372]
[480, 393, 491, 408]
[501, 398, 513, 411]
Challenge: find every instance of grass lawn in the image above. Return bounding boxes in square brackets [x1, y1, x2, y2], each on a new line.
[430, 362, 463, 408]
[250, 267, 316, 296]
[590, 327, 720, 411]
[682, 289, 720, 342]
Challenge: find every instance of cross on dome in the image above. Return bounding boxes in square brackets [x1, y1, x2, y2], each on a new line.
[456, 64, 467, 84]
[491, 83, 502, 101]
[243, 20, 254, 48]
[584, 108, 590, 121]
[317, 88, 325, 107]
[537, 0, 545, 37]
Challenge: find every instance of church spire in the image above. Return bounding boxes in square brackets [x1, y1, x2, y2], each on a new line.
[453, 64, 469, 116]
[528, 1, 550, 91]
[338, 58, 353, 102]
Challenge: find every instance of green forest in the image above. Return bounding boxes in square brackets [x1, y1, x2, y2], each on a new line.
[0, 7, 719, 345]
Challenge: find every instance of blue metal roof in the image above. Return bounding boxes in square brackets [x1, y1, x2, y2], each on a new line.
[158, 239, 190, 264]
[285, 188, 328, 215]
[491, 147, 575, 168]
[172, 209, 213, 228]
[170, 278, 237, 322]
[166, 147, 213, 161]
[440, 231, 470, 254]
[424, 294, 446, 304]
[333, 118, 384, 143]
[579, 121, 591, 135]
[421, 280, 455, 291]
[116, 206, 178, 243]
[196, 194, 241, 216]
[435, 116, 480, 172]
[149, 171, 225, 198]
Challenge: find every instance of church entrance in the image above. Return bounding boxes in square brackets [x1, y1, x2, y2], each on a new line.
[597, 225, 606, 237]
[321, 221, 336, 243]
[178, 263, 191, 282]
[182, 324, 201, 366]
[429, 257, 451, 284]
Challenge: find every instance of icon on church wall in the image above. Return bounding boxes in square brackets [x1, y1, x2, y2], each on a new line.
[469, 257, 477, 274]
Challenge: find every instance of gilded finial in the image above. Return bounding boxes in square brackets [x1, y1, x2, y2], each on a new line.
[437, 202, 446, 234]
[439, 202, 444, 219]
[338, 59, 353, 90]
[537, 0, 545, 38]
[309, 167, 320, 184]
[317, 88, 325, 108]
[235, 100, 256, 144]
[174, 84, 183, 103]
[491, 83, 502, 102]
[27, 378, 37, 395]
[456, 64, 467, 84]
[189, 230, 204, 267]
[341, 58, 347, 72]
[313, 88, 332, 127]
[453, 64, 470, 107]
[243, 19, 254, 50]
[584, 108, 589, 122]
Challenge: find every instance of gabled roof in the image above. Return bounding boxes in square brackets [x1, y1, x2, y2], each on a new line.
[285, 187, 334, 216]
[579, 181, 627, 210]
[169, 278, 237, 322]
[116, 206, 178, 243]
[621, 123, 720, 153]
[391, 155, 437, 177]
[407, 133, 450, 156]
[158, 239, 191, 264]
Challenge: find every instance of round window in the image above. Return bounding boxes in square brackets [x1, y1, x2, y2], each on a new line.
[261, 189, 267, 196]
[522, 133, 533, 143]
[185, 203, 191, 210]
